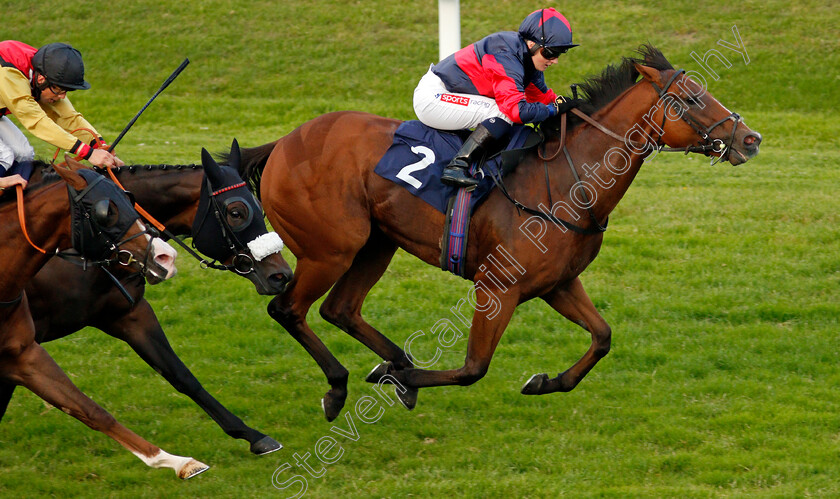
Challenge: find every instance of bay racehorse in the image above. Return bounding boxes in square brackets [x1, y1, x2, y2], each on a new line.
[0, 158, 214, 478]
[0, 141, 293, 458]
[236, 45, 762, 420]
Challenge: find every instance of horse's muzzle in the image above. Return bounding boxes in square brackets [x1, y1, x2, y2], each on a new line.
[729, 129, 762, 165]
[144, 239, 178, 284]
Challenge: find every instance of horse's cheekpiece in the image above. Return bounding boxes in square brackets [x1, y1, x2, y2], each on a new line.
[375, 121, 537, 276]
[68, 169, 142, 261]
[191, 148, 283, 272]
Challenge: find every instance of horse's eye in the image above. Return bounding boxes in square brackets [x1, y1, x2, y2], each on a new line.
[222, 197, 253, 231]
[685, 96, 700, 106]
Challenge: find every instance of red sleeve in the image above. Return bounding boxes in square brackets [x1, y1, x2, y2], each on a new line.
[481, 54, 527, 123]
[525, 83, 557, 105]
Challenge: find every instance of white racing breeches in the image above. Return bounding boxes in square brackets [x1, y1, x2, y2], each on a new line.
[413, 65, 512, 131]
[0, 116, 35, 172]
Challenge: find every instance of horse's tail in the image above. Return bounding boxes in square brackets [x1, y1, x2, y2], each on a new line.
[220, 140, 279, 200]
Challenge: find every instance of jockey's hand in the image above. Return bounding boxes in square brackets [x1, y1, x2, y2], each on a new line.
[0, 174, 28, 192]
[554, 97, 585, 115]
[88, 148, 120, 169]
[91, 141, 124, 167]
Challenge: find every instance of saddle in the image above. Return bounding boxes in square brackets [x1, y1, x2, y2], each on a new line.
[374, 121, 541, 276]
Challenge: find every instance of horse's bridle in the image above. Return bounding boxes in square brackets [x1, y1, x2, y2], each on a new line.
[500, 68, 745, 236]
[99, 164, 259, 277]
[647, 69, 743, 165]
[64, 173, 161, 274]
[190, 179, 259, 276]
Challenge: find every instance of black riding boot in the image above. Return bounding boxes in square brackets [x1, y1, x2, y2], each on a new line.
[441, 124, 495, 189]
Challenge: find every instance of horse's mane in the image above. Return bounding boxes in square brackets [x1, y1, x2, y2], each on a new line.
[5, 159, 202, 206]
[216, 141, 279, 200]
[36, 161, 202, 182]
[573, 44, 673, 116]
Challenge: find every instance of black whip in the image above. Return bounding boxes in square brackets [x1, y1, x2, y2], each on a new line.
[108, 58, 190, 152]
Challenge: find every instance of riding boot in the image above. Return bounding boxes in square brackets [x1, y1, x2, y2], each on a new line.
[441, 124, 495, 189]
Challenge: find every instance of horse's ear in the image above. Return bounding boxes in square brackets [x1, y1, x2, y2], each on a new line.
[55, 154, 88, 190]
[200, 147, 225, 189]
[229, 138, 241, 168]
[64, 155, 86, 172]
[634, 63, 662, 86]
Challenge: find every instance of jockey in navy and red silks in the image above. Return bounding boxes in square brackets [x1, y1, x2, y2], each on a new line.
[0, 41, 123, 191]
[414, 8, 584, 188]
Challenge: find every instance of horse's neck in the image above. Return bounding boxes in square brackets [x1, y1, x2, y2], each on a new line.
[0, 183, 71, 298]
[561, 83, 659, 222]
[114, 167, 202, 235]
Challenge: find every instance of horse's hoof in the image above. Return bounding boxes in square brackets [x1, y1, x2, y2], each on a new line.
[521, 373, 549, 395]
[396, 386, 419, 411]
[321, 389, 347, 422]
[250, 435, 283, 456]
[365, 361, 393, 383]
[178, 459, 210, 479]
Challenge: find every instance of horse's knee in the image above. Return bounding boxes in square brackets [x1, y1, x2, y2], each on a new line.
[267, 296, 297, 326]
[592, 323, 612, 358]
[318, 300, 354, 330]
[457, 363, 489, 386]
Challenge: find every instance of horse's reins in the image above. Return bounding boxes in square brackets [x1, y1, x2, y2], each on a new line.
[1, 184, 47, 308]
[493, 68, 745, 236]
[47, 129, 251, 274]
[485, 112, 608, 236]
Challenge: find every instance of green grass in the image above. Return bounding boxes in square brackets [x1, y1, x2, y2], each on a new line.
[1, 0, 839, 497]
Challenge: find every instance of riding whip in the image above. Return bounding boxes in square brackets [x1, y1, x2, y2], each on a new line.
[107, 58, 190, 153]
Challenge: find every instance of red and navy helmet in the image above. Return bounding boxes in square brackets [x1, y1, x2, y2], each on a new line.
[518, 8, 579, 52]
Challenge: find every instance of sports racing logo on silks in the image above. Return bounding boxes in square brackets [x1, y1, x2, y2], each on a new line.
[440, 93, 471, 106]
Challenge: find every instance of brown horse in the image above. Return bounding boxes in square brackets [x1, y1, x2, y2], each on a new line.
[0, 141, 293, 456]
[237, 46, 762, 420]
[0, 158, 213, 478]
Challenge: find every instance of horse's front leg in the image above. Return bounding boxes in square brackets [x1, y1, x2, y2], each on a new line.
[101, 298, 281, 455]
[0, 381, 14, 422]
[521, 277, 611, 395]
[369, 280, 519, 391]
[0, 338, 208, 479]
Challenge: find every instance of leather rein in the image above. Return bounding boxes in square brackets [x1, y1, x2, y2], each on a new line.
[501, 68, 743, 236]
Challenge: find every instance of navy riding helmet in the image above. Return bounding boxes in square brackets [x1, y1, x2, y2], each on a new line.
[518, 8, 579, 56]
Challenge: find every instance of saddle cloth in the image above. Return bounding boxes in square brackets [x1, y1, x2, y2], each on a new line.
[374, 120, 536, 214]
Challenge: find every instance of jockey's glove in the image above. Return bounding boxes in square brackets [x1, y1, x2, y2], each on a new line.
[553, 96, 585, 115]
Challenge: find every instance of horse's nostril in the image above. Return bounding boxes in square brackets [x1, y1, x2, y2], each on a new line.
[269, 272, 290, 289]
[744, 132, 762, 148]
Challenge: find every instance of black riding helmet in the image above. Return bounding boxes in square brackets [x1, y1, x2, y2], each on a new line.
[31, 43, 91, 90]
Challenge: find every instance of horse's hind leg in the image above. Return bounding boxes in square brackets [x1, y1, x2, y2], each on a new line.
[0, 381, 14, 422]
[0, 339, 209, 479]
[318, 229, 419, 408]
[521, 277, 611, 395]
[369, 279, 520, 390]
[268, 257, 357, 421]
[100, 298, 281, 455]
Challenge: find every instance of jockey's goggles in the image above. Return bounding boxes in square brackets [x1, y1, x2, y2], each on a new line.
[541, 46, 570, 59]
